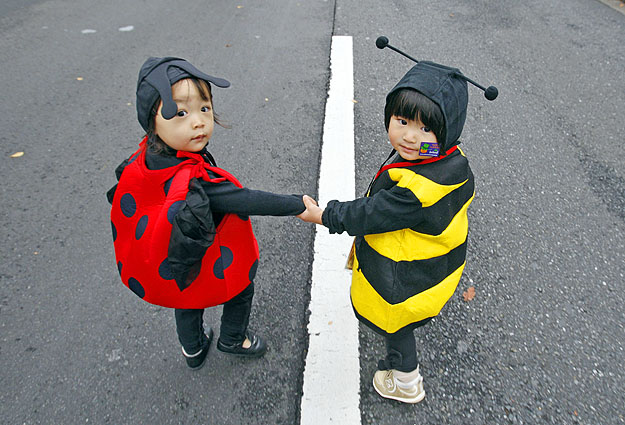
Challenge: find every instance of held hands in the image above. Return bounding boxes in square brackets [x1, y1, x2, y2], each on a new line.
[297, 195, 323, 224]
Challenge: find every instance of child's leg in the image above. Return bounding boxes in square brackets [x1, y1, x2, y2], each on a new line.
[373, 330, 424, 403]
[217, 282, 266, 357]
[219, 282, 255, 345]
[174, 308, 209, 354]
[383, 330, 418, 372]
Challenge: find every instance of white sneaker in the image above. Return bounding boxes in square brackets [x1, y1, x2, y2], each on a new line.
[372, 365, 425, 404]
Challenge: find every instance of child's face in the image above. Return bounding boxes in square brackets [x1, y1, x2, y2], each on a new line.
[154, 79, 214, 152]
[388, 115, 439, 160]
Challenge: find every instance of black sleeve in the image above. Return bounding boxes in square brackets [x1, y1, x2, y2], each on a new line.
[200, 179, 305, 216]
[168, 179, 216, 290]
[106, 158, 132, 205]
[321, 184, 424, 236]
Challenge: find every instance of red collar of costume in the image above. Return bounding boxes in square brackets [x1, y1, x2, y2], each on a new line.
[137, 136, 206, 163]
[136, 136, 234, 186]
[374, 145, 458, 180]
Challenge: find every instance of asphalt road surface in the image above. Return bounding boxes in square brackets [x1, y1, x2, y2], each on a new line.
[1, 0, 624, 424]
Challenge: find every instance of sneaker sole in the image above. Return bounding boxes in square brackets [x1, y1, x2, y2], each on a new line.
[372, 377, 425, 404]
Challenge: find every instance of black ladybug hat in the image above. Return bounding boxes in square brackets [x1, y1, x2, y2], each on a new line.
[136, 57, 230, 132]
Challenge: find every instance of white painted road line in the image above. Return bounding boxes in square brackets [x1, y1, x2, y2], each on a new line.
[300, 36, 361, 425]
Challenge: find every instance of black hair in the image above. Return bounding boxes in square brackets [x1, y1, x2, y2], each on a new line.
[384, 88, 445, 144]
[146, 77, 228, 154]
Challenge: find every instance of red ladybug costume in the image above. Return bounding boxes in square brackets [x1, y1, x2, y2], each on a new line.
[110, 138, 259, 309]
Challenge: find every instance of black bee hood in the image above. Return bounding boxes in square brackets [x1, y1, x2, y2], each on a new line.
[387, 61, 469, 151]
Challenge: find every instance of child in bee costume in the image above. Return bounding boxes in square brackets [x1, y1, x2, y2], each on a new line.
[298, 37, 497, 403]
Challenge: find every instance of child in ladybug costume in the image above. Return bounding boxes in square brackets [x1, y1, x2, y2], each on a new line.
[108, 57, 305, 369]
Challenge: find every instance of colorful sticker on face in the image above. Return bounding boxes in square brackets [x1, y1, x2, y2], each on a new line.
[419, 142, 440, 157]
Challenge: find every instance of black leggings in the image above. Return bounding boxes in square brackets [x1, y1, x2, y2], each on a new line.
[174, 282, 255, 353]
[383, 330, 418, 373]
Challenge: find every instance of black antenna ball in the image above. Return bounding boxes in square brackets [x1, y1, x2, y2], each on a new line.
[375, 36, 389, 49]
[484, 86, 498, 101]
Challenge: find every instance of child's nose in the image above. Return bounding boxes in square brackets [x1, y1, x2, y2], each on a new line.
[403, 131, 419, 144]
[191, 115, 205, 128]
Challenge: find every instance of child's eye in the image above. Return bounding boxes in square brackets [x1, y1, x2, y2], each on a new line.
[422, 126, 431, 132]
[201, 106, 212, 113]
[176, 110, 187, 117]
[399, 119, 408, 125]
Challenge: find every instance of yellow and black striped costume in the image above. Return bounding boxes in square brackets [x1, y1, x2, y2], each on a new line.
[322, 148, 474, 336]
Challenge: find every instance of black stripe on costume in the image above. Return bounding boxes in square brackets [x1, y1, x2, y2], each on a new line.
[352, 304, 432, 337]
[403, 150, 471, 186]
[353, 171, 474, 236]
[410, 172, 474, 235]
[356, 237, 467, 305]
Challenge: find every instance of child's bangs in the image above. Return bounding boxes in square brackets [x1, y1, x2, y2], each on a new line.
[394, 90, 422, 123]
[192, 78, 213, 101]
[397, 90, 440, 124]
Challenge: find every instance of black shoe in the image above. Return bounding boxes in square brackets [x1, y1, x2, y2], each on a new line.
[217, 333, 267, 358]
[182, 327, 213, 370]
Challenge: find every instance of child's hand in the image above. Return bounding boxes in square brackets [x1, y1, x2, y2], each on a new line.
[297, 195, 324, 224]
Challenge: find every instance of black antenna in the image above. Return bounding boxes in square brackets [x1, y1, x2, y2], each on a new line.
[376, 36, 498, 101]
[375, 36, 420, 64]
